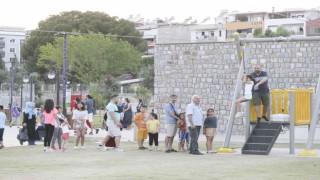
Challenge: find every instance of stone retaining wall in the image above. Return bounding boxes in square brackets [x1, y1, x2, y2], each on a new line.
[153, 41, 320, 135]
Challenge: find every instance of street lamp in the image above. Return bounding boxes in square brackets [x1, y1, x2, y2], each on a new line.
[23, 74, 36, 102]
[47, 70, 60, 105]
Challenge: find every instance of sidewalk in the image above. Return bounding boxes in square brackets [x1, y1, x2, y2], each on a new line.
[2, 126, 320, 148]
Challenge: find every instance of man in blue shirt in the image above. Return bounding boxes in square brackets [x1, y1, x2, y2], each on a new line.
[164, 94, 181, 153]
[85, 95, 99, 135]
[251, 64, 270, 124]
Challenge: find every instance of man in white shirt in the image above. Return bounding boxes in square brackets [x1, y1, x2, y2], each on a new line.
[186, 95, 204, 155]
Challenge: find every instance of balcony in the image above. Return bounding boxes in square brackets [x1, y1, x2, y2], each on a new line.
[225, 21, 264, 30]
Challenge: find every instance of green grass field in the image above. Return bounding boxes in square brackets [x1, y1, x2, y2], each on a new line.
[0, 137, 319, 180]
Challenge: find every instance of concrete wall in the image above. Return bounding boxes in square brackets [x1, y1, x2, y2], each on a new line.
[154, 40, 320, 134]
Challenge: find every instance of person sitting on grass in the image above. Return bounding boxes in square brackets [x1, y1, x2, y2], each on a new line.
[178, 113, 189, 151]
[0, 105, 7, 149]
[134, 105, 148, 150]
[203, 108, 217, 154]
[147, 112, 160, 151]
[235, 74, 254, 118]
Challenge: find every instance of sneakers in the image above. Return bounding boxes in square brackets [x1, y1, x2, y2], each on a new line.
[89, 132, 93, 135]
[96, 129, 99, 134]
[165, 149, 171, 153]
[170, 149, 178, 152]
[115, 147, 125, 152]
[149, 147, 153, 151]
[235, 112, 245, 118]
[51, 146, 57, 151]
[73, 146, 78, 150]
[81, 146, 86, 150]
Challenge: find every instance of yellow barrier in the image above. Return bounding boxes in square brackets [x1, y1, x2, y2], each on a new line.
[249, 89, 312, 125]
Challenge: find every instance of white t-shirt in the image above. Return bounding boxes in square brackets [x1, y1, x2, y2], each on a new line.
[61, 124, 70, 134]
[72, 110, 88, 127]
[0, 112, 6, 129]
[245, 81, 254, 95]
[186, 103, 203, 127]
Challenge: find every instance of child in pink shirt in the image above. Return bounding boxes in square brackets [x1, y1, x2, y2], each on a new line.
[43, 99, 58, 152]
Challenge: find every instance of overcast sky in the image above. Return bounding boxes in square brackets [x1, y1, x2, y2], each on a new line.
[1, 0, 319, 30]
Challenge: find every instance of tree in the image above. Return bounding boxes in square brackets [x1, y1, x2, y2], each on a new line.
[253, 28, 264, 37]
[139, 64, 154, 93]
[276, 26, 290, 37]
[22, 11, 147, 80]
[37, 34, 142, 84]
[0, 56, 8, 85]
[135, 86, 152, 106]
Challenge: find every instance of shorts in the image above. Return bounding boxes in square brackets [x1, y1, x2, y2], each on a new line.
[87, 113, 93, 122]
[166, 124, 177, 137]
[245, 93, 252, 100]
[205, 128, 216, 137]
[253, 92, 270, 106]
[62, 133, 70, 140]
[75, 125, 87, 129]
[137, 128, 148, 141]
[179, 130, 189, 144]
[107, 121, 121, 137]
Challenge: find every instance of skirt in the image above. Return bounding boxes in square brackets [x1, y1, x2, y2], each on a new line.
[205, 128, 216, 137]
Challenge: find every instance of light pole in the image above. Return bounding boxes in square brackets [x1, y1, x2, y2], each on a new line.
[47, 69, 58, 104]
[63, 33, 67, 115]
[23, 73, 36, 102]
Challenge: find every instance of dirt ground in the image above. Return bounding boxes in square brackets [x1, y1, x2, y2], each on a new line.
[0, 138, 319, 180]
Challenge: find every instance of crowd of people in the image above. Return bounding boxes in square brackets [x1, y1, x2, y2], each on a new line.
[0, 64, 270, 155]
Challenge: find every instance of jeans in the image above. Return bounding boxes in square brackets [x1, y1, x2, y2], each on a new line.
[51, 127, 62, 148]
[189, 126, 201, 153]
[44, 124, 55, 147]
[148, 133, 159, 146]
[0, 128, 4, 141]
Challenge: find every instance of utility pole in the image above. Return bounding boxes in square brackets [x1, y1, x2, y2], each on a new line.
[62, 33, 67, 115]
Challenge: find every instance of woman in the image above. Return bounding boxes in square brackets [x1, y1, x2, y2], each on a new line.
[72, 102, 88, 150]
[122, 98, 133, 129]
[136, 99, 143, 113]
[43, 99, 58, 151]
[22, 102, 37, 145]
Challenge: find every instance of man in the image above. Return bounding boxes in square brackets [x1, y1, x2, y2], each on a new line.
[98, 94, 124, 152]
[84, 95, 99, 135]
[164, 94, 181, 153]
[251, 64, 270, 123]
[134, 105, 148, 150]
[10, 103, 20, 128]
[186, 95, 204, 155]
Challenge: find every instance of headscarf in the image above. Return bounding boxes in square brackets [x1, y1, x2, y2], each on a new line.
[25, 102, 36, 119]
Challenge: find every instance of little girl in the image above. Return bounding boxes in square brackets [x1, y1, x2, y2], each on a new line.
[61, 120, 71, 152]
[178, 113, 189, 151]
[146, 113, 160, 151]
[235, 74, 254, 118]
[203, 108, 217, 154]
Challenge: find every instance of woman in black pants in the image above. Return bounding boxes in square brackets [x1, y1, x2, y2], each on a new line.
[43, 99, 58, 152]
[22, 102, 37, 145]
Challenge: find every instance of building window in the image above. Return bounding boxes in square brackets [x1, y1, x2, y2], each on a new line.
[10, 57, 15, 62]
[10, 48, 15, 53]
[219, 31, 222, 37]
[10, 39, 15, 43]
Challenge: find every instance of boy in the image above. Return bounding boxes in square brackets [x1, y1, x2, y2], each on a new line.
[0, 105, 7, 149]
[134, 105, 148, 150]
[235, 74, 254, 118]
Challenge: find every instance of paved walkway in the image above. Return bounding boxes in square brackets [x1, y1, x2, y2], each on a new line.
[3, 125, 320, 148]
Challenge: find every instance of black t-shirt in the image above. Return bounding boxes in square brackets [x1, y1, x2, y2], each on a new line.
[251, 71, 269, 93]
[204, 116, 217, 128]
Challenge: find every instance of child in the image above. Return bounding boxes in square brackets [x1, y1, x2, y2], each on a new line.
[0, 105, 7, 149]
[178, 113, 189, 151]
[147, 113, 160, 151]
[203, 108, 217, 154]
[51, 106, 64, 150]
[61, 120, 71, 152]
[134, 105, 148, 150]
[235, 74, 254, 118]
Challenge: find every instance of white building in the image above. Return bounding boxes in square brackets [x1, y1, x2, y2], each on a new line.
[136, 24, 158, 55]
[190, 24, 226, 42]
[0, 26, 26, 69]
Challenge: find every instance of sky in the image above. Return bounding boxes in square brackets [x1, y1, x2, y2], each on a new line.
[0, 0, 319, 30]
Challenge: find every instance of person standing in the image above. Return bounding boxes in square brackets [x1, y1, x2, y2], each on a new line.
[203, 108, 217, 154]
[23, 102, 37, 146]
[51, 106, 64, 150]
[251, 64, 270, 123]
[72, 102, 88, 150]
[0, 105, 7, 149]
[122, 98, 133, 129]
[186, 95, 204, 155]
[147, 113, 160, 151]
[10, 103, 21, 128]
[84, 95, 99, 135]
[165, 94, 181, 153]
[136, 99, 143, 113]
[98, 94, 125, 152]
[134, 105, 149, 150]
[43, 99, 58, 151]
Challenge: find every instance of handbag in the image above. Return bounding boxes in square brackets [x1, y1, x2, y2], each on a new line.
[17, 127, 29, 142]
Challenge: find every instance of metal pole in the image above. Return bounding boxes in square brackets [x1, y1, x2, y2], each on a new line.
[289, 92, 295, 154]
[20, 85, 23, 112]
[245, 101, 251, 140]
[56, 70, 60, 105]
[306, 74, 320, 150]
[30, 77, 33, 102]
[62, 33, 67, 115]
[10, 62, 14, 111]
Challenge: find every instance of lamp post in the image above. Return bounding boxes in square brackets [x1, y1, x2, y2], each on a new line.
[23, 73, 36, 102]
[63, 33, 67, 115]
[47, 70, 58, 104]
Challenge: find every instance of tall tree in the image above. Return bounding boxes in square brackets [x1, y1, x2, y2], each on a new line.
[22, 11, 147, 79]
[0, 56, 8, 85]
[37, 34, 142, 84]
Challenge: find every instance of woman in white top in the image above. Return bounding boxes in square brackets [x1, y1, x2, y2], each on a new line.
[72, 102, 88, 150]
[235, 74, 255, 118]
